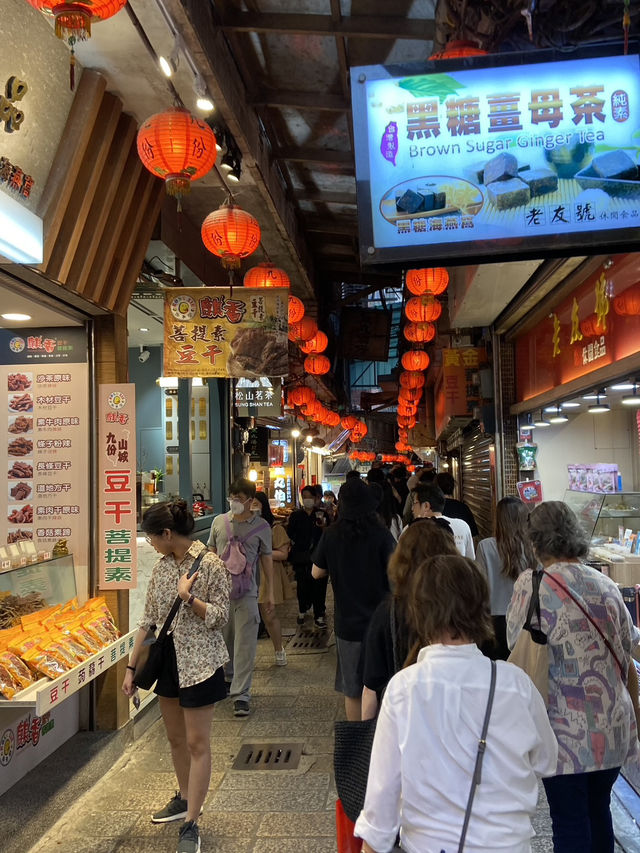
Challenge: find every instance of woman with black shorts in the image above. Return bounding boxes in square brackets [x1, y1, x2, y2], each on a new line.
[122, 499, 231, 853]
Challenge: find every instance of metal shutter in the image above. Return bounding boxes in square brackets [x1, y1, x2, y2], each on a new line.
[461, 429, 495, 540]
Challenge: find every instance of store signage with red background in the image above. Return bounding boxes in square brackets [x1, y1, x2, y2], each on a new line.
[515, 253, 640, 401]
[98, 385, 137, 590]
[435, 347, 488, 436]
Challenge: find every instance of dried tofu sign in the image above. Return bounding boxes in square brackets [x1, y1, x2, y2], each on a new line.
[351, 51, 640, 264]
[163, 288, 289, 379]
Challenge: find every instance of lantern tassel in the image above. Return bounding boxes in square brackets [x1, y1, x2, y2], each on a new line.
[69, 50, 76, 92]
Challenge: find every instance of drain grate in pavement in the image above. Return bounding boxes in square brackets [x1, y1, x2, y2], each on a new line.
[232, 742, 303, 771]
[286, 627, 330, 654]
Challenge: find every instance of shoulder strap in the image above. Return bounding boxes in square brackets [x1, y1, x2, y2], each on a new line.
[543, 571, 624, 677]
[237, 518, 270, 544]
[458, 660, 497, 853]
[157, 549, 206, 642]
[223, 512, 232, 539]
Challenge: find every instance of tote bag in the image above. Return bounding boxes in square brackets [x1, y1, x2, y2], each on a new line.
[508, 569, 549, 705]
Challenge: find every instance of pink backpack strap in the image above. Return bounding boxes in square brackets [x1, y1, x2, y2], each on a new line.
[237, 519, 270, 545]
[223, 512, 233, 540]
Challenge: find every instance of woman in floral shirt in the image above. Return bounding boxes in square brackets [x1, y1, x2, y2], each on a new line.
[507, 501, 639, 853]
[122, 499, 230, 853]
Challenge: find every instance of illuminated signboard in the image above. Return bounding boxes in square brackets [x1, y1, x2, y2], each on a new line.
[351, 50, 640, 265]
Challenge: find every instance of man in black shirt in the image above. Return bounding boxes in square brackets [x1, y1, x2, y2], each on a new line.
[287, 485, 330, 628]
[436, 472, 479, 539]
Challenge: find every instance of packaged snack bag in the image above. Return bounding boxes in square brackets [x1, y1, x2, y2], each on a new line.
[23, 646, 69, 679]
[9, 630, 48, 659]
[66, 619, 102, 654]
[45, 633, 85, 668]
[0, 661, 18, 698]
[0, 651, 35, 689]
[21, 606, 60, 631]
[85, 597, 118, 627]
[81, 616, 113, 647]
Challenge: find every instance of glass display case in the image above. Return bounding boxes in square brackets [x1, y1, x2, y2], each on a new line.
[563, 491, 640, 543]
[0, 554, 77, 613]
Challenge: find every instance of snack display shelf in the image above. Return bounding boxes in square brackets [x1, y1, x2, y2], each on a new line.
[1, 629, 136, 715]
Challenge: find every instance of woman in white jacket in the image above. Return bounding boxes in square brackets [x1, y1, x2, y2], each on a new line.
[355, 554, 558, 853]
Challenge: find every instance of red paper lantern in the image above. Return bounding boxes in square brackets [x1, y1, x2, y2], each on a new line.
[405, 295, 442, 324]
[304, 354, 330, 375]
[202, 202, 261, 270]
[399, 371, 426, 390]
[430, 40, 488, 60]
[395, 441, 410, 452]
[399, 387, 422, 403]
[325, 411, 341, 428]
[288, 295, 305, 324]
[137, 108, 217, 202]
[352, 421, 368, 438]
[341, 415, 358, 431]
[404, 322, 436, 344]
[397, 416, 416, 429]
[243, 262, 290, 289]
[613, 286, 640, 316]
[397, 405, 418, 418]
[406, 268, 449, 296]
[301, 331, 328, 354]
[580, 314, 606, 338]
[288, 386, 315, 407]
[401, 350, 430, 372]
[290, 317, 318, 343]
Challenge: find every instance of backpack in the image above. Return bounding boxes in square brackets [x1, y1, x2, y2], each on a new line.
[221, 513, 270, 599]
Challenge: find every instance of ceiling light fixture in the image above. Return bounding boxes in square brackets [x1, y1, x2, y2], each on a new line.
[220, 150, 234, 171]
[159, 35, 181, 78]
[533, 411, 551, 428]
[1, 312, 32, 321]
[549, 406, 569, 424]
[156, 376, 179, 388]
[291, 429, 301, 438]
[621, 385, 640, 406]
[610, 381, 635, 391]
[588, 394, 610, 414]
[583, 391, 606, 400]
[228, 162, 242, 183]
[139, 327, 149, 332]
[562, 401, 581, 408]
[194, 74, 214, 112]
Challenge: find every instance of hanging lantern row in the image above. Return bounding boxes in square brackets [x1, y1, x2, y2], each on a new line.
[243, 263, 291, 289]
[401, 350, 430, 372]
[350, 451, 377, 462]
[286, 385, 341, 429]
[289, 316, 318, 343]
[406, 267, 449, 297]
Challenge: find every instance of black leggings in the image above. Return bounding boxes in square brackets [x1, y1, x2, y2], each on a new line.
[294, 562, 328, 618]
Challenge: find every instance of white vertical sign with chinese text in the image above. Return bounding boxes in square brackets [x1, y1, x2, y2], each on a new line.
[98, 385, 137, 590]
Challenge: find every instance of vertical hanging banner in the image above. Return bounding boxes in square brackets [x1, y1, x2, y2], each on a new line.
[0, 328, 89, 566]
[98, 385, 137, 590]
[163, 287, 289, 379]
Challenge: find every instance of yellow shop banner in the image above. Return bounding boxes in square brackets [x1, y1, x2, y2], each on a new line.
[163, 287, 289, 379]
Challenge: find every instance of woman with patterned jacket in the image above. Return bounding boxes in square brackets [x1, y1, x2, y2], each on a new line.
[123, 499, 231, 853]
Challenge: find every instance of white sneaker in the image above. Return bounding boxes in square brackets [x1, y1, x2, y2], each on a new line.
[275, 648, 287, 666]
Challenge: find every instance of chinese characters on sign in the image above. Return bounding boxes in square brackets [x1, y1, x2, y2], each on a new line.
[0, 328, 89, 564]
[163, 288, 289, 380]
[434, 348, 488, 437]
[234, 377, 282, 418]
[352, 53, 640, 262]
[0, 76, 27, 133]
[0, 157, 34, 198]
[98, 386, 137, 590]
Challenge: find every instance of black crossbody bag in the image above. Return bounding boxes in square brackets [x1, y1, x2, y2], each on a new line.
[134, 551, 205, 690]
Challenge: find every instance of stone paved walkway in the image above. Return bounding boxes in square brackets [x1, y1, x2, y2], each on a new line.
[22, 593, 638, 852]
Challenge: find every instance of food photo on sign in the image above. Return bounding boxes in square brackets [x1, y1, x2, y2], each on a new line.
[163, 288, 289, 380]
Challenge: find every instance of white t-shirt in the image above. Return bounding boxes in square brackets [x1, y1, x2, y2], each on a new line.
[355, 644, 558, 853]
[442, 514, 475, 558]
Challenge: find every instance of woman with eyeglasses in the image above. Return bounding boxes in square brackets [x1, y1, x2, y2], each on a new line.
[122, 499, 230, 853]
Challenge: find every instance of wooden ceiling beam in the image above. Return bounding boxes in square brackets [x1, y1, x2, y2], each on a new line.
[275, 147, 353, 166]
[220, 11, 435, 40]
[252, 90, 349, 111]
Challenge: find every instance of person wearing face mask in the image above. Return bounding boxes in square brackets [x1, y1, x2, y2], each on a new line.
[207, 478, 274, 717]
[322, 490, 337, 521]
[251, 491, 293, 666]
[287, 485, 330, 629]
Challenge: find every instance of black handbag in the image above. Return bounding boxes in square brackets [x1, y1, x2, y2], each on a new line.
[134, 551, 205, 690]
[334, 603, 401, 824]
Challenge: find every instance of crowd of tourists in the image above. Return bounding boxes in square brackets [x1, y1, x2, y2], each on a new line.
[122, 463, 640, 853]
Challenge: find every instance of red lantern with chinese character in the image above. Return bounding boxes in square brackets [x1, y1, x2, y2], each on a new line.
[404, 321, 436, 344]
[243, 262, 290, 289]
[580, 314, 606, 338]
[614, 285, 640, 316]
[301, 331, 328, 354]
[304, 354, 330, 375]
[399, 387, 422, 403]
[352, 421, 368, 439]
[399, 371, 426, 390]
[342, 415, 358, 431]
[406, 268, 449, 296]
[288, 295, 305, 324]
[137, 108, 217, 204]
[429, 40, 488, 59]
[26, 0, 127, 88]
[288, 386, 315, 407]
[405, 295, 442, 324]
[401, 350, 430, 372]
[289, 317, 318, 343]
[201, 201, 261, 270]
